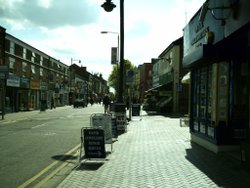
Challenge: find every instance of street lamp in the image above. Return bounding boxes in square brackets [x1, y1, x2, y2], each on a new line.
[101, 0, 124, 104]
[71, 58, 81, 65]
[101, 31, 119, 64]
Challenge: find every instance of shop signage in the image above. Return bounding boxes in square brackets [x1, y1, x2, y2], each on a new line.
[83, 129, 106, 158]
[126, 70, 134, 85]
[20, 77, 30, 89]
[0, 65, 9, 79]
[7, 74, 20, 87]
[183, 3, 224, 68]
[40, 81, 48, 91]
[30, 79, 40, 90]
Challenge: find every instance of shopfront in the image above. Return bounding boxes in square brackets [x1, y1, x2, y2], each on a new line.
[183, 0, 250, 152]
[30, 79, 40, 110]
[19, 77, 30, 111]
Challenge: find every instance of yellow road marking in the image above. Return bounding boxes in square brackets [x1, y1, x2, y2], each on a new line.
[18, 144, 81, 188]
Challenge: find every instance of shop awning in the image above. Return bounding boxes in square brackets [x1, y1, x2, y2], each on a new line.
[158, 97, 173, 107]
[146, 82, 173, 93]
[181, 72, 190, 84]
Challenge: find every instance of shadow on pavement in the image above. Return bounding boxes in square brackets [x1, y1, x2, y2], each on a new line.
[185, 142, 250, 187]
[77, 161, 104, 171]
[52, 154, 77, 163]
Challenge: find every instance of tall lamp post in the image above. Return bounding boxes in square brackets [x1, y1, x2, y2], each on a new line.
[101, 0, 124, 104]
[100, 31, 119, 64]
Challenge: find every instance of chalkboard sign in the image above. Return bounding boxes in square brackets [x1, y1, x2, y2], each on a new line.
[84, 129, 106, 158]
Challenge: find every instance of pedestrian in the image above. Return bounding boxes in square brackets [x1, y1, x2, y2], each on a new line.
[103, 94, 110, 114]
[51, 98, 56, 109]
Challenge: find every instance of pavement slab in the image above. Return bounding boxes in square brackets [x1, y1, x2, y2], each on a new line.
[58, 114, 250, 188]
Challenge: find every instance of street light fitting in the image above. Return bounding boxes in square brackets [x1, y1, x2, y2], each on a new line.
[101, 31, 119, 34]
[101, 0, 116, 12]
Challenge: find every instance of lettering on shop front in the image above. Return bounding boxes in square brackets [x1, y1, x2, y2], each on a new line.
[191, 26, 209, 45]
[84, 129, 106, 158]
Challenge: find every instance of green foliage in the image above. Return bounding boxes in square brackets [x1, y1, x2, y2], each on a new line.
[108, 59, 137, 94]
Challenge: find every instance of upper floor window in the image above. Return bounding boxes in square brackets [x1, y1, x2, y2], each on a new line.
[9, 57, 15, 70]
[40, 56, 43, 66]
[15, 43, 23, 57]
[31, 65, 36, 74]
[23, 48, 27, 59]
[40, 68, 43, 76]
[22, 61, 27, 72]
[31, 52, 35, 62]
[10, 41, 15, 54]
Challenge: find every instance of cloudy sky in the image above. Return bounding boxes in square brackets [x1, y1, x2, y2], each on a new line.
[0, 0, 205, 80]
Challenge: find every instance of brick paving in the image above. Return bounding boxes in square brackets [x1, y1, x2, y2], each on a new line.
[58, 113, 250, 188]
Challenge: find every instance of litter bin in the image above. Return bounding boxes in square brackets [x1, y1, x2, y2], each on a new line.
[40, 100, 47, 111]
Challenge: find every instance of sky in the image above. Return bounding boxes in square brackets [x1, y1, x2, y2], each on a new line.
[0, 0, 205, 80]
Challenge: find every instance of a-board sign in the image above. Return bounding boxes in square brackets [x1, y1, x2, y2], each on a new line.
[91, 114, 112, 144]
[84, 129, 106, 158]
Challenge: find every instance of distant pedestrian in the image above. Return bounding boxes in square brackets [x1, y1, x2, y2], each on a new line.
[103, 95, 110, 114]
[51, 98, 56, 109]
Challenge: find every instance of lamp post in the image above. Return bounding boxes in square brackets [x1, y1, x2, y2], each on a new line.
[100, 31, 119, 64]
[101, 0, 124, 104]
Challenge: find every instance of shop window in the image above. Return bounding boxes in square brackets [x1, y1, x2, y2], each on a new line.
[192, 65, 213, 135]
[230, 62, 249, 127]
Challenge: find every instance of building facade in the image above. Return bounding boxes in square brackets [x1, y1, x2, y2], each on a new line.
[0, 27, 109, 113]
[183, 0, 250, 152]
[3, 32, 69, 112]
[144, 37, 189, 114]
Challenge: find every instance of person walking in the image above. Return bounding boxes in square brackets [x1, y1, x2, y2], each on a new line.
[51, 98, 56, 109]
[103, 94, 110, 114]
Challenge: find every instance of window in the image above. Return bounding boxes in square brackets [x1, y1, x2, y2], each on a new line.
[9, 57, 15, 69]
[23, 48, 27, 59]
[15, 44, 23, 57]
[31, 65, 36, 74]
[40, 68, 43, 76]
[10, 41, 15, 54]
[31, 52, 35, 62]
[40, 56, 43, 66]
[22, 61, 27, 72]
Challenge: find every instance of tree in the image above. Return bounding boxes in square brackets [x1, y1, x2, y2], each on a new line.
[108, 59, 137, 97]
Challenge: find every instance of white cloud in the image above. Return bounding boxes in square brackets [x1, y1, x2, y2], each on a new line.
[0, 0, 205, 80]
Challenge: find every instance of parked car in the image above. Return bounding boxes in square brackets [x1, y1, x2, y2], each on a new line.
[73, 99, 86, 108]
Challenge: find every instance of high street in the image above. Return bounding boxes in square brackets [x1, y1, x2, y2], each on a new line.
[0, 104, 104, 188]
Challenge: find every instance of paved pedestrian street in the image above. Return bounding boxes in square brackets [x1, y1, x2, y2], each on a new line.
[58, 114, 250, 188]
